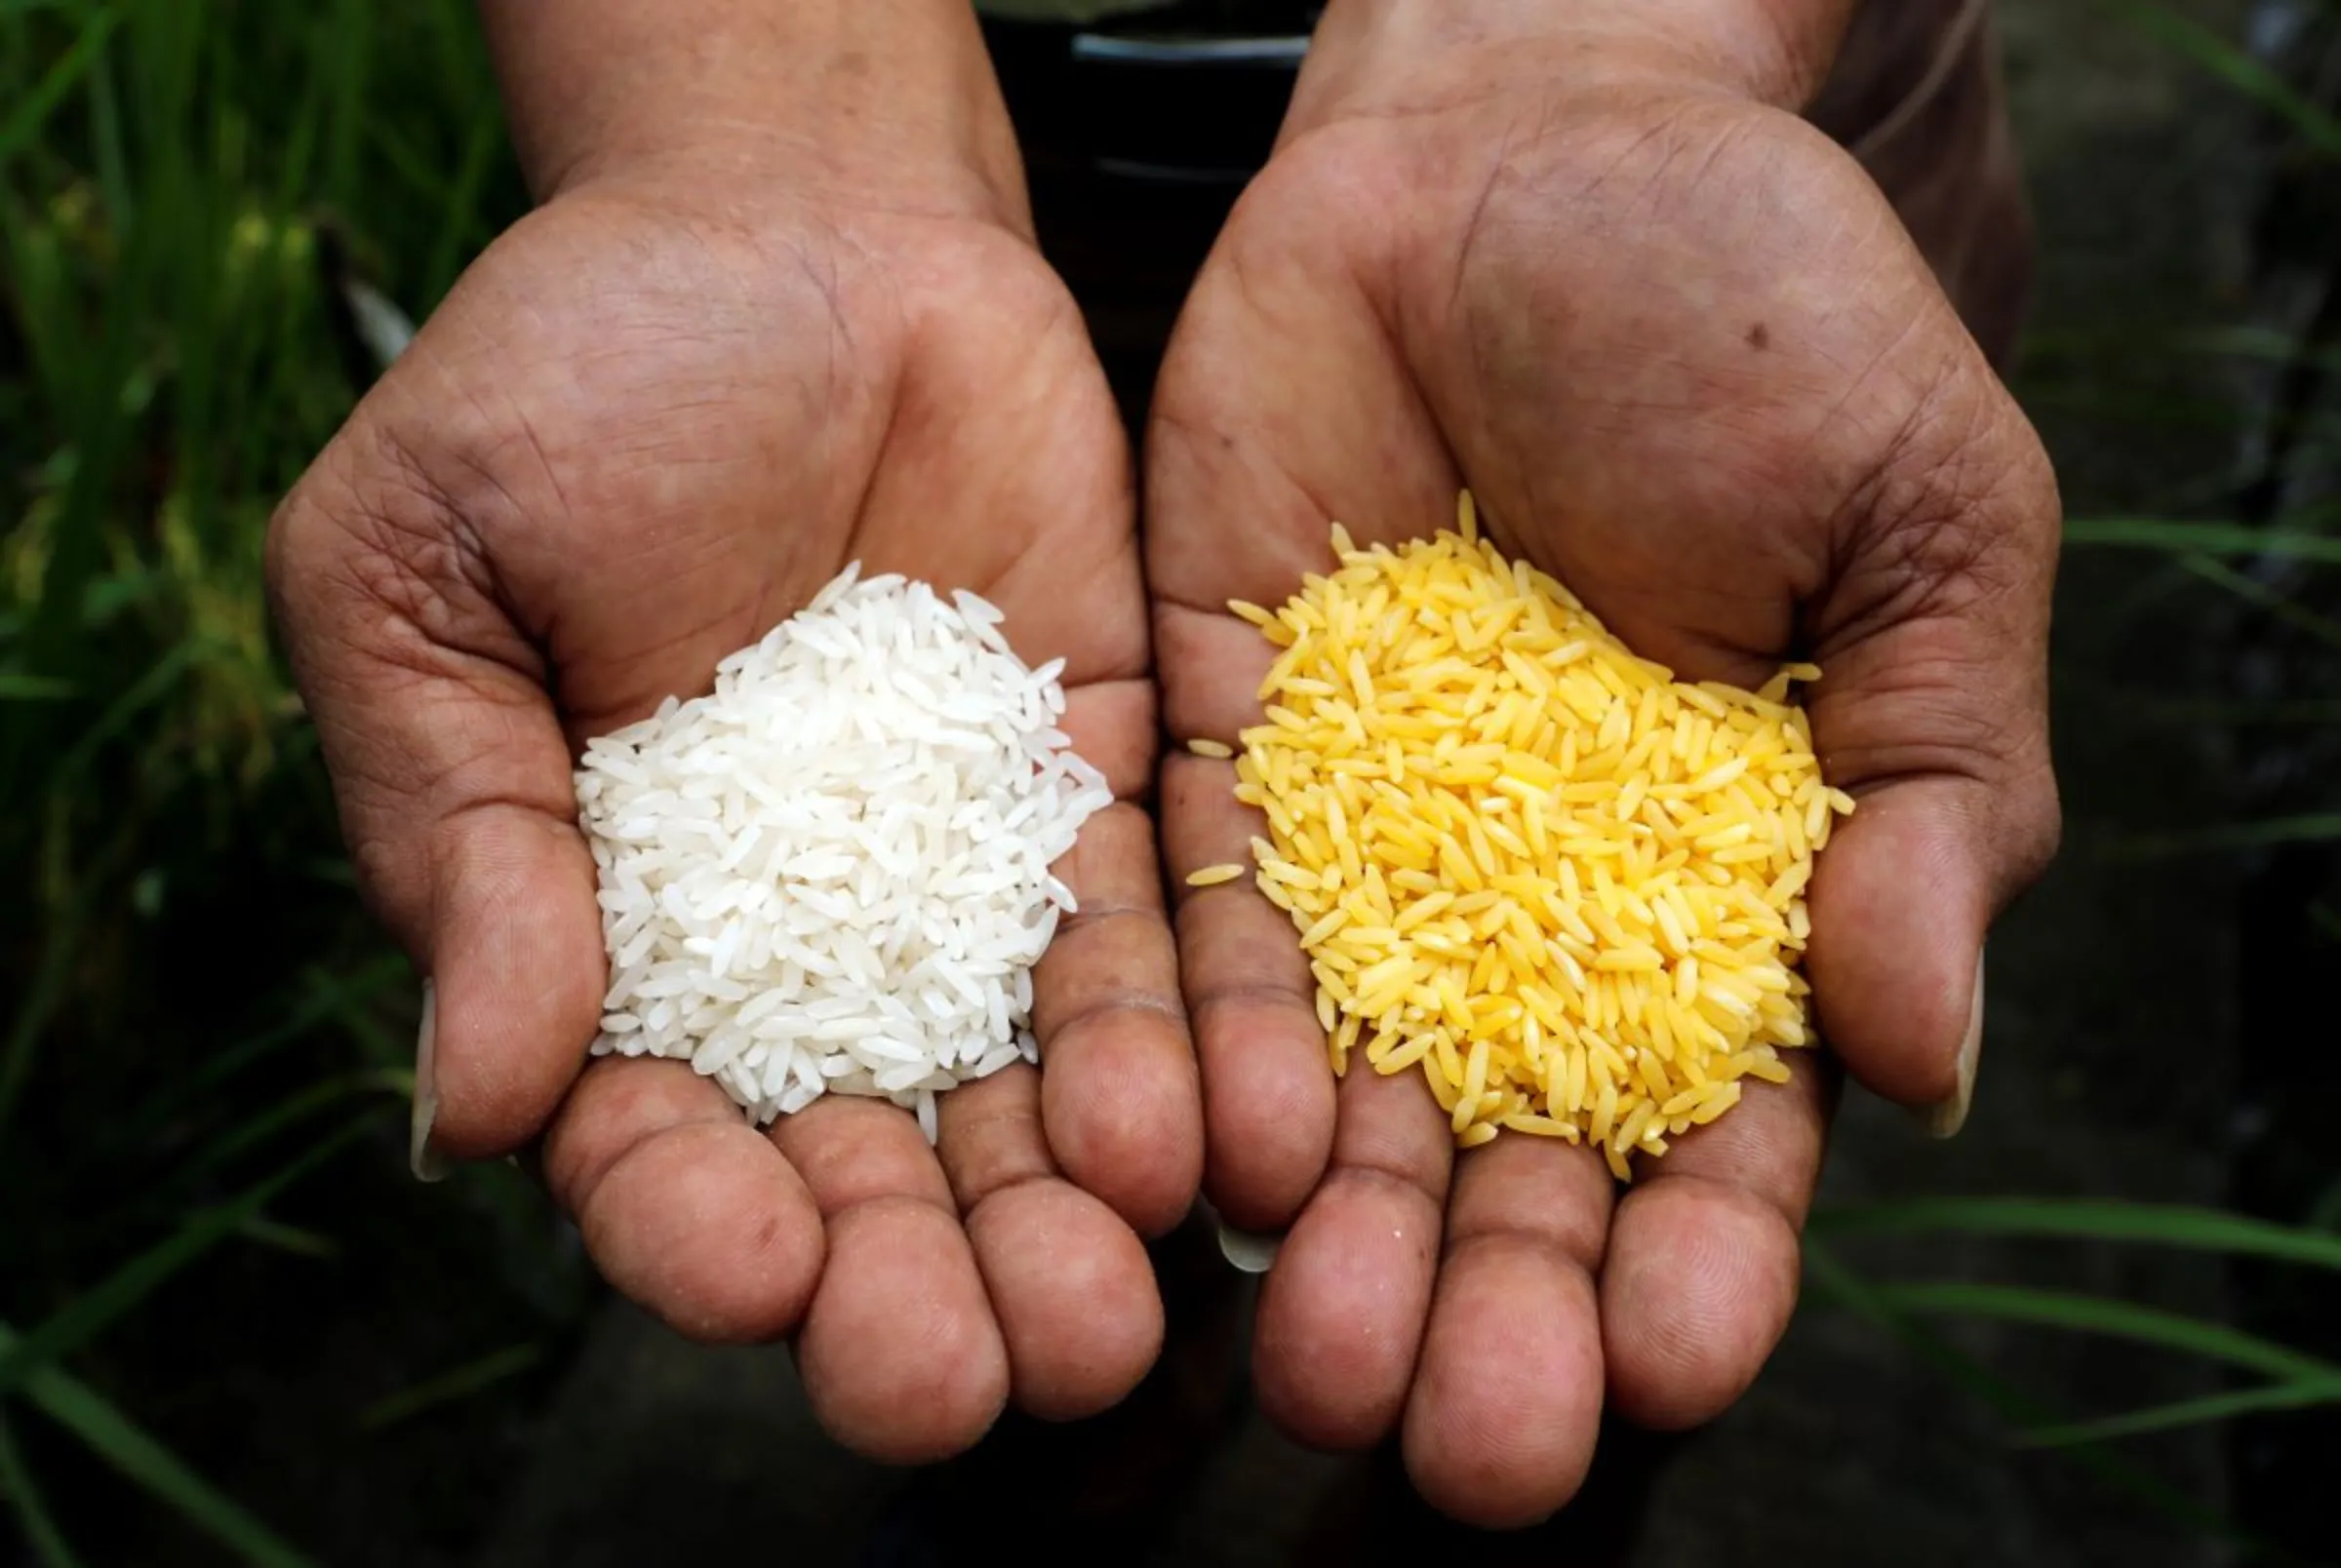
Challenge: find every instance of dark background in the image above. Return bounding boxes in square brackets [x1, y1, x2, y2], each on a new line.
[4, 2, 2339, 1564]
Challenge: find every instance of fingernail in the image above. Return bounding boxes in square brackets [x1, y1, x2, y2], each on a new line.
[1919, 950, 1985, 1141]
[1215, 1219, 1285, 1274]
[412, 980, 451, 1183]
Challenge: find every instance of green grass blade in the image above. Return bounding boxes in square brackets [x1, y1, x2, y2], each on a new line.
[0, 1113, 382, 1398]
[86, 42, 127, 226]
[1810, 1197, 2341, 1271]
[2102, 813, 2341, 860]
[2063, 519, 2341, 563]
[2101, 0, 2341, 162]
[0, 1412, 83, 1568]
[234, 1217, 339, 1260]
[0, 5, 116, 158]
[160, 954, 408, 1111]
[2071, 690, 2341, 727]
[173, 1068, 407, 1187]
[359, 1343, 542, 1431]
[2176, 553, 2341, 653]
[0, 674, 75, 700]
[1803, 1243, 2263, 1549]
[2018, 1379, 2341, 1450]
[0, 1324, 312, 1567]
[1875, 1281, 2341, 1384]
[53, 639, 204, 782]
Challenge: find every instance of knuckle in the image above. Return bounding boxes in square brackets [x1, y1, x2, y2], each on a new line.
[1828, 369, 2060, 645]
[269, 413, 531, 701]
[271, 419, 475, 625]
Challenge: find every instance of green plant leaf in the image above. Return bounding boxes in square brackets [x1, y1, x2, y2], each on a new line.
[2100, 0, 2341, 162]
[358, 1343, 542, 1431]
[160, 953, 407, 1113]
[53, 639, 205, 783]
[2018, 1379, 2341, 1449]
[2064, 519, 2341, 563]
[0, 1112, 382, 1398]
[0, 1411, 82, 1568]
[1803, 1242, 2261, 1549]
[1874, 1281, 2341, 1384]
[0, 4, 115, 158]
[1811, 1197, 2341, 1271]
[2176, 553, 2341, 653]
[174, 1067, 407, 1187]
[0, 1323, 311, 1567]
[235, 1216, 339, 1260]
[2102, 813, 2341, 860]
[0, 674, 75, 700]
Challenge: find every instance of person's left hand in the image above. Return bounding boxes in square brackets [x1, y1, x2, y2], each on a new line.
[1146, 0, 2059, 1524]
[268, 0, 1202, 1459]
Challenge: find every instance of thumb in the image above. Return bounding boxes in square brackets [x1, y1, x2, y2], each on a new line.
[267, 420, 605, 1168]
[1801, 380, 2062, 1133]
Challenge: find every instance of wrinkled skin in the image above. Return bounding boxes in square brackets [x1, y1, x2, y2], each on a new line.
[268, 173, 1203, 1461]
[1147, 37, 2060, 1527]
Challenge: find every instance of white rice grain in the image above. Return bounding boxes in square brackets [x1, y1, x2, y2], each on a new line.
[575, 567, 1104, 1143]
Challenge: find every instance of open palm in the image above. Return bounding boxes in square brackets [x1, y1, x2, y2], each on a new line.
[270, 175, 1200, 1460]
[1147, 44, 2059, 1525]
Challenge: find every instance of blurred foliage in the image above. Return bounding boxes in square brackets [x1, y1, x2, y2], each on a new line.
[1, 0, 2339, 1562]
[1, 3, 577, 1562]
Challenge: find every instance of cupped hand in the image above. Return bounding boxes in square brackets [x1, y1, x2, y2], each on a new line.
[269, 129, 1201, 1458]
[1147, 3, 2059, 1525]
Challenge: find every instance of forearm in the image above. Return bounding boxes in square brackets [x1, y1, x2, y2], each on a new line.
[1295, 0, 1862, 129]
[478, 0, 1024, 217]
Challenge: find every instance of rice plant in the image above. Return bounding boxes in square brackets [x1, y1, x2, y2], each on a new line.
[2, 3, 575, 1561]
[2, 0, 2337, 1561]
[1822, 6, 2341, 1560]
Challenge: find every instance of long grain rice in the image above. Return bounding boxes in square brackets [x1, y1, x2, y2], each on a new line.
[574, 565, 1109, 1138]
[1226, 494, 1852, 1178]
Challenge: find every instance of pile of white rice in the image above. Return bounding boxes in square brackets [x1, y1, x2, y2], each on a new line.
[574, 565, 1112, 1141]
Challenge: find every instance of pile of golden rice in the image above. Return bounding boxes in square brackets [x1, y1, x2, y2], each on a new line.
[1190, 496, 1853, 1179]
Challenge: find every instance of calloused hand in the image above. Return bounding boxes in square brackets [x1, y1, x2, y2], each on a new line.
[1147, 2, 2058, 1524]
[270, 112, 1200, 1459]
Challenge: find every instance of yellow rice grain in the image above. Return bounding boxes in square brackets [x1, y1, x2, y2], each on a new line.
[1229, 494, 1853, 1175]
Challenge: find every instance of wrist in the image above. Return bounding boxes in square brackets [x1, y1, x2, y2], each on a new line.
[1293, 0, 1858, 130]
[480, 0, 1028, 226]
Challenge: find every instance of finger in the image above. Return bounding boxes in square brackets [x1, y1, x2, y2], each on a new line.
[936, 1064, 1163, 1422]
[1252, 1064, 1451, 1451]
[773, 1097, 1011, 1463]
[541, 1054, 824, 1343]
[267, 429, 604, 1164]
[1160, 738, 1336, 1232]
[1805, 372, 2061, 1118]
[1601, 1056, 1835, 1430]
[1030, 694, 1202, 1235]
[1402, 1134, 1613, 1528]
[1144, 161, 1467, 1233]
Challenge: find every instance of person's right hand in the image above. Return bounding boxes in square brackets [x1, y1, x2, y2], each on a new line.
[1145, 0, 2059, 1524]
[267, 0, 1200, 1462]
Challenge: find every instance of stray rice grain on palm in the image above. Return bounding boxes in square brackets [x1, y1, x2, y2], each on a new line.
[1220, 494, 1853, 1179]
